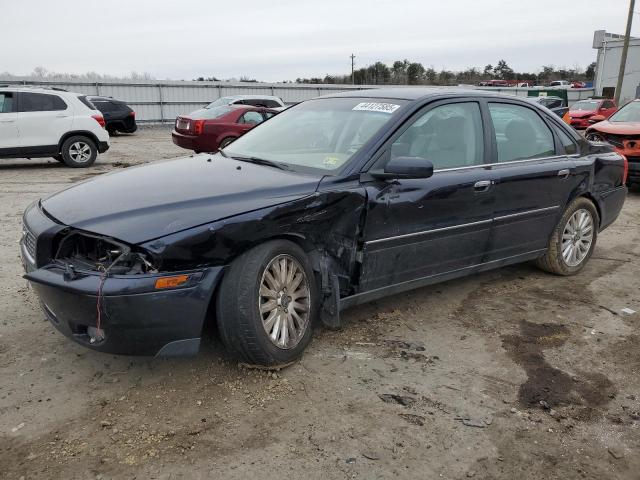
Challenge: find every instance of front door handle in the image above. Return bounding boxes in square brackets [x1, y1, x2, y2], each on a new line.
[0, 119, 15, 123]
[56, 114, 70, 118]
[557, 169, 570, 179]
[474, 180, 493, 192]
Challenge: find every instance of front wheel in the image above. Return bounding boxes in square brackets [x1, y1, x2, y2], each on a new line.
[535, 197, 599, 276]
[219, 137, 236, 150]
[216, 240, 317, 366]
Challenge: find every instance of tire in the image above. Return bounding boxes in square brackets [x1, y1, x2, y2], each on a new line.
[216, 240, 318, 366]
[535, 197, 599, 276]
[61, 136, 97, 168]
[219, 137, 236, 150]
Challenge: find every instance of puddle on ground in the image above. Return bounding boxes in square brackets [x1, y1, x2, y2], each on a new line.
[502, 320, 615, 410]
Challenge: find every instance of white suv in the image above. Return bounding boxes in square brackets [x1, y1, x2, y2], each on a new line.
[0, 86, 110, 167]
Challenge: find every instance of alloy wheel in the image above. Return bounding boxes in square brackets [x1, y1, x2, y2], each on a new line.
[258, 254, 311, 349]
[561, 208, 594, 267]
[69, 142, 92, 163]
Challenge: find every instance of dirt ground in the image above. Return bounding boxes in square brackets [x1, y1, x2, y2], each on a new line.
[1, 127, 639, 480]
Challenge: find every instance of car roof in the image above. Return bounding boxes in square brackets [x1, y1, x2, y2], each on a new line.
[316, 87, 530, 102]
[223, 94, 282, 100]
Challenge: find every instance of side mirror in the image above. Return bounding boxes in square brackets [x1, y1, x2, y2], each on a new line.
[589, 114, 606, 124]
[371, 156, 434, 179]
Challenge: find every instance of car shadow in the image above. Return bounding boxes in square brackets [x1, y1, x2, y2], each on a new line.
[0, 161, 64, 171]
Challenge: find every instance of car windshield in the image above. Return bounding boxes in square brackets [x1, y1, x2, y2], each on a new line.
[609, 101, 640, 122]
[223, 97, 408, 173]
[571, 101, 599, 111]
[189, 106, 234, 119]
[205, 97, 237, 108]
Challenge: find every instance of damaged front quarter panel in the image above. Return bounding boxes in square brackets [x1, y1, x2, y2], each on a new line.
[139, 177, 368, 328]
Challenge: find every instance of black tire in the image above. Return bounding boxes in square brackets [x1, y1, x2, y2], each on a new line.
[219, 137, 236, 150]
[535, 197, 599, 276]
[61, 136, 97, 168]
[53, 155, 64, 163]
[216, 240, 318, 366]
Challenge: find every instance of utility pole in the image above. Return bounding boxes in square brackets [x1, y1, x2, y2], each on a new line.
[615, 0, 635, 104]
[350, 54, 356, 85]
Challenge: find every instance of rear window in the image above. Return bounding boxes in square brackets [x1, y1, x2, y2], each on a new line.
[189, 106, 234, 119]
[77, 95, 97, 110]
[18, 92, 67, 112]
[0, 92, 14, 113]
[92, 100, 123, 113]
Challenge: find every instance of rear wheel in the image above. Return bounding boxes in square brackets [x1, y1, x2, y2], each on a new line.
[216, 240, 317, 366]
[61, 136, 97, 168]
[535, 197, 599, 276]
[219, 137, 236, 149]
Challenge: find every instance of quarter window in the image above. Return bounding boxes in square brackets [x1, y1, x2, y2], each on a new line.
[239, 111, 264, 125]
[18, 92, 67, 112]
[390, 102, 484, 169]
[489, 103, 555, 162]
[0, 92, 14, 113]
[555, 127, 578, 155]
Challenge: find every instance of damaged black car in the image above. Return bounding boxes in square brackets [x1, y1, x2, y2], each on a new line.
[22, 89, 627, 365]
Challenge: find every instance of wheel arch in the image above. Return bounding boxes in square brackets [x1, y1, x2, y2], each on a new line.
[57, 130, 100, 153]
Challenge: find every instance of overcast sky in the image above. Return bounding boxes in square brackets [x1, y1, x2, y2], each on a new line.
[1, 0, 637, 81]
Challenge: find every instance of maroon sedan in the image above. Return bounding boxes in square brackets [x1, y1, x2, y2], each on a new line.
[172, 105, 278, 153]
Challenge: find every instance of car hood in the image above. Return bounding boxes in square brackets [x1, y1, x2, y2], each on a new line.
[569, 110, 596, 118]
[42, 154, 322, 244]
[590, 121, 640, 135]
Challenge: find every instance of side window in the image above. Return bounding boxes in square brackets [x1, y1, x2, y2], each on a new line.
[262, 100, 281, 108]
[555, 127, 578, 155]
[239, 111, 264, 125]
[0, 92, 14, 113]
[264, 111, 276, 119]
[18, 92, 67, 112]
[389, 102, 484, 169]
[548, 99, 562, 109]
[489, 103, 555, 162]
[602, 101, 615, 109]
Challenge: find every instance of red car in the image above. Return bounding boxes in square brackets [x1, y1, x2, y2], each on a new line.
[565, 98, 617, 129]
[172, 105, 278, 153]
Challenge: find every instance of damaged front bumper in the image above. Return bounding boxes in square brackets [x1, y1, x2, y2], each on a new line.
[21, 202, 223, 357]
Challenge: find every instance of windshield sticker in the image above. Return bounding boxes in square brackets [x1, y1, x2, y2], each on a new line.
[323, 156, 339, 167]
[352, 102, 401, 114]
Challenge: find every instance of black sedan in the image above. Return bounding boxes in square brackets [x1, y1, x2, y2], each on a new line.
[21, 89, 627, 365]
[88, 96, 137, 135]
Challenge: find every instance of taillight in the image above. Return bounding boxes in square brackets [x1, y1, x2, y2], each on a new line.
[621, 154, 628, 185]
[193, 119, 205, 135]
[129, 111, 135, 118]
[92, 114, 105, 128]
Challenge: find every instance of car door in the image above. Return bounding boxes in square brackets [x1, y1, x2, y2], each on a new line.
[484, 101, 579, 261]
[0, 91, 19, 151]
[17, 92, 73, 149]
[358, 99, 496, 292]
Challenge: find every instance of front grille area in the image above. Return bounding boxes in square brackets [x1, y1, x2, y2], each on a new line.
[23, 225, 37, 261]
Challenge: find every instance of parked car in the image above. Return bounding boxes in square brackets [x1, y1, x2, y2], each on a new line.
[571, 81, 587, 88]
[526, 95, 568, 117]
[88, 96, 137, 135]
[21, 89, 627, 364]
[0, 86, 109, 167]
[172, 105, 278, 153]
[585, 98, 640, 185]
[204, 95, 286, 111]
[549, 80, 570, 88]
[478, 80, 510, 87]
[563, 98, 617, 129]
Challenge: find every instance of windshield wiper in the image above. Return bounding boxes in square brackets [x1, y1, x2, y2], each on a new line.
[230, 155, 291, 171]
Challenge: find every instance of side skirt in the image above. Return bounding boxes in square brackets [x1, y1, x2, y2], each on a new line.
[339, 249, 546, 310]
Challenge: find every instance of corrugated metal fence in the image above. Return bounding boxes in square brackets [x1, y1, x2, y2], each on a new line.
[0, 79, 595, 122]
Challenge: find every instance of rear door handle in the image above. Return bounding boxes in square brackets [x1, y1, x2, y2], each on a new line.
[474, 180, 493, 192]
[0, 119, 15, 123]
[56, 114, 70, 118]
[558, 169, 570, 179]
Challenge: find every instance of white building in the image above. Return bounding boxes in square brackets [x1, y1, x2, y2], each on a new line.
[593, 30, 640, 103]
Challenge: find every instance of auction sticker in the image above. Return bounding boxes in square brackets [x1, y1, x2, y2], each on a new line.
[352, 102, 400, 113]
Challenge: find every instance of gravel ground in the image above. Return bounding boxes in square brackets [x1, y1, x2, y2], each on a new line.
[1, 127, 639, 480]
